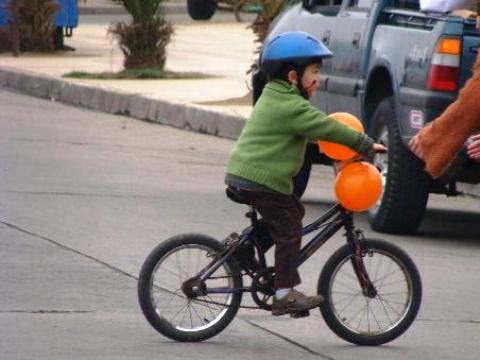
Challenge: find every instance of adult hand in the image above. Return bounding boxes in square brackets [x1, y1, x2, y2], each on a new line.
[409, 134, 425, 160]
[477, 16, 480, 31]
[467, 134, 480, 161]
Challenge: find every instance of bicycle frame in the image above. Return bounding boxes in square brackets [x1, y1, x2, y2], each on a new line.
[194, 202, 376, 298]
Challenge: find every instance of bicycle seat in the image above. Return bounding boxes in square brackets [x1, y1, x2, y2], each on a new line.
[225, 186, 251, 205]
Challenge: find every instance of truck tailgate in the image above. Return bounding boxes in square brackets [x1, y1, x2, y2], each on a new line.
[460, 23, 480, 87]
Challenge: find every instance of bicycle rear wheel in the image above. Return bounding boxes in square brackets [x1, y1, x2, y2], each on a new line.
[318, 239, 422, 345]
[138, 233, 242, 342]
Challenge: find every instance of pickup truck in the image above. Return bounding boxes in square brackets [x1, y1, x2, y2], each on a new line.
[252, 0, 480, 234]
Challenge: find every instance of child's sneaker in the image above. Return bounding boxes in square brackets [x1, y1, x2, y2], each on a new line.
[271, 289, 323, 316]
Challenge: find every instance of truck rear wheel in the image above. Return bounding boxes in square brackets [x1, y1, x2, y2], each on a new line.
[187, 0, 217, 20]
[367, 97, 431, 234]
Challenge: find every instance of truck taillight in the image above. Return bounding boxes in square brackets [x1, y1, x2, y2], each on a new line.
[427, 37, 461, 92]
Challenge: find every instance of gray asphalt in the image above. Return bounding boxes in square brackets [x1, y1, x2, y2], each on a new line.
[1, 88, 480, 359]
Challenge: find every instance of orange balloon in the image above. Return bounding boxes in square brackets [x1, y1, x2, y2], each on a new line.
[334, 162, 382, 212]
[318, 112, 365, 160]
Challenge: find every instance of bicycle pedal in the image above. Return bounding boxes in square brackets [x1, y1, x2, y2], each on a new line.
[290, 310, 310, 319]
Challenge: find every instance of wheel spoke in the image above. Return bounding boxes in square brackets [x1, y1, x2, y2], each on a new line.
[206, 294, 228, 308]
[375, 278, 406, 289]
[157, 288, 184, 311]
[332, 278, 361, 293]
[198, 297, 217, 319]
[188, 303, 194, 328]
[347, 302, 367, 329]
[338, 267, 359, 282]
[374, 260, 396, 289]
[170, 302, 189, 324]
[337, 290, 363, 316]
[190, 301, 209, 325]
[373, 253, 383, 283]
[367, 298, 383, 331]
[378, 291, 408, 299]
[377, 294, 403, 317]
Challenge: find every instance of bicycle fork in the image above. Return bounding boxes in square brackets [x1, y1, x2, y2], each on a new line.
[345, 215, 378, 298]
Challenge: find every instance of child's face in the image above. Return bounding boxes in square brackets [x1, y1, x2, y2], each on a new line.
[301, 63, 321, 98]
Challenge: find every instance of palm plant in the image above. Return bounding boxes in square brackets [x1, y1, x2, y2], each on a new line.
[248, 0, 287, 72]
[250, 0, 286, 44]
[7, 0, 59, 52]
[0, 27, 12, 53]
[109, 0, 173, 70]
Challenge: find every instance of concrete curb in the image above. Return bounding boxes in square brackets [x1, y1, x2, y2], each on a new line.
[0, 67, 246, 140]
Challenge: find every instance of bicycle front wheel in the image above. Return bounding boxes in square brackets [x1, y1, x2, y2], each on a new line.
[318, 239, 422, 346]
[138, 233, 243, 342]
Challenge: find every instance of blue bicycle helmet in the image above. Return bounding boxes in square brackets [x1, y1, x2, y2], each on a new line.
[260, 31, 333, 76]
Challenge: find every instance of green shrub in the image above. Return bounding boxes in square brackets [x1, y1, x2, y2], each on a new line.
[109, 0, 173, 70]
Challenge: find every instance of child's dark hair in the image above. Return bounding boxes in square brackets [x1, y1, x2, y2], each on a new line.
[268, 60, 322, 99]
[268, 59, 322, 83]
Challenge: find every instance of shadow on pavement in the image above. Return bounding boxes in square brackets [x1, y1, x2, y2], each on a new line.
[418, 207, 480, 243]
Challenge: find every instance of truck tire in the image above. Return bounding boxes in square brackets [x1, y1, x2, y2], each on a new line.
[367, 97, 431, 234]
[187, 0, 217, 20]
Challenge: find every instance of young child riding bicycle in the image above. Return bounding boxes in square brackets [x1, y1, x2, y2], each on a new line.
[225, 31, 387, 316]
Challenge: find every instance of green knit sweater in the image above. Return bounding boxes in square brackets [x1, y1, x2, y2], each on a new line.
[226, 80, 373, 195]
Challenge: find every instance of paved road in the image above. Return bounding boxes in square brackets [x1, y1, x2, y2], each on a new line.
[1, 89, 479, 359]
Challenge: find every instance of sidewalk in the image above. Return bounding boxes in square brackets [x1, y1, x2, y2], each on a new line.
[78, 0, 187, 15]
[0, 10, 256, 140]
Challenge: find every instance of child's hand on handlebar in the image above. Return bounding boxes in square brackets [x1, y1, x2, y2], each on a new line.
[373, 143, 387, 154]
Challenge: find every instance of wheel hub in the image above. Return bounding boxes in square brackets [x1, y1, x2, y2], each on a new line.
[181, 277, 206, 298]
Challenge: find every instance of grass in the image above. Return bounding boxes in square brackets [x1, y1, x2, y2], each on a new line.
[62, 68, 210, 80]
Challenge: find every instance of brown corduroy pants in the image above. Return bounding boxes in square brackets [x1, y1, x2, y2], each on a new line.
[238, 189, 305, 289]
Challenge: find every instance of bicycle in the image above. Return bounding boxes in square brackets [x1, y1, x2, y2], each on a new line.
[138, 186, 422, 346]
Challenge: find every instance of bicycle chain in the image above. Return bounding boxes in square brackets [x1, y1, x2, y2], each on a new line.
[190, 272, 265, 310]
[191, 297, 262, 310]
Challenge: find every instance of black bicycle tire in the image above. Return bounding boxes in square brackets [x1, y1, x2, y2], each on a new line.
[138, 233, 243, 342]
[318, 239, 422, 346]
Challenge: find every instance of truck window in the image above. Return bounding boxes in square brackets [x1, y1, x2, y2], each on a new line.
[304, 0, 342, 16]
[393, 0, 420, 10]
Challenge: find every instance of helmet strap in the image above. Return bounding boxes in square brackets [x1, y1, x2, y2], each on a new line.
[276, 64, 310, 99]
[294, 66, 310, 99]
